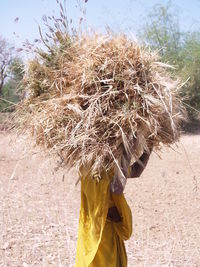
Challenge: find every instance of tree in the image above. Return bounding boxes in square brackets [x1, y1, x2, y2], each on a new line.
[0, 57, 24, 112]
[139, 2, 182, 67]
[180, 32, 200, 119]
[0, 36, 14, 95]
[139, 2, 200, 120]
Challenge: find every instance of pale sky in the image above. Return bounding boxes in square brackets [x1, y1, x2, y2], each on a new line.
[0, 0, 200, 49]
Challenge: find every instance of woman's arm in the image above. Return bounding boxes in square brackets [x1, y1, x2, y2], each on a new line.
[129, 150, 151, 178]
[107, 206, 122, 222]
[107, 194, 132, 240]
[111, 193, 132, 240]
[110, 147, 152, 193]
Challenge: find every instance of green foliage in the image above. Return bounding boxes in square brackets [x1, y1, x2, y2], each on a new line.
[139, 3, 182, 65]
[0, 81, 19, 112]
[139, 2, 200, 120]
[0, 35, 13, 94]
[9, 57, 24, 82]
[0, 57, 24, 112]
[180, 32, 200, 119]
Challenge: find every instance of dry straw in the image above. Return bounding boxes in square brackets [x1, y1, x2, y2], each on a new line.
[15, 31, 186, 173]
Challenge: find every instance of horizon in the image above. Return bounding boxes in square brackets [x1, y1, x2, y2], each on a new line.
[0, 0, 200, 51]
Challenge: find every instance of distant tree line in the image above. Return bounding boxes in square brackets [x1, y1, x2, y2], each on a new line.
[139, 3, 200, 120]
[0, 36, 24, 112]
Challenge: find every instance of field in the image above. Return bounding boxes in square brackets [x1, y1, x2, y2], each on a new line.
[0, 131, 200, 267]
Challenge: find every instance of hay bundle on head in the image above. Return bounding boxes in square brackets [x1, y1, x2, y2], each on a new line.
[16, 33, 185, 173]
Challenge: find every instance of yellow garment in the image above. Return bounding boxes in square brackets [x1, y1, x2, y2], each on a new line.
[75, 167, 132, 267]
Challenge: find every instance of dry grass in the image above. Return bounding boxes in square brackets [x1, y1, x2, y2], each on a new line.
[14, 0, 186, 174]
[15, 33, 186, 174]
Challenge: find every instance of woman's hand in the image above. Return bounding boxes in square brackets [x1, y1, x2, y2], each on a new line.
[107, 206, 122, 222]
[129, 150, 152, 178]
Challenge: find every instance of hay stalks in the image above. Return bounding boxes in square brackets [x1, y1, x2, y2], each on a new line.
[15, 32, 186, 173]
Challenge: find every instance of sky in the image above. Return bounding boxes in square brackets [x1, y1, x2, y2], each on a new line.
[0, 0, 200, 49]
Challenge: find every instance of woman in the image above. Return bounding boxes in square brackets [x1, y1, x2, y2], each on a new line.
[75, 151, 151, 267]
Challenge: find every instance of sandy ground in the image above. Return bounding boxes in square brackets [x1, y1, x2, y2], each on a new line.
[0, 132, 200, 267]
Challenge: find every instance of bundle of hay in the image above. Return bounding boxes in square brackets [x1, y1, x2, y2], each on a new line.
[16, 33, 185, 172]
